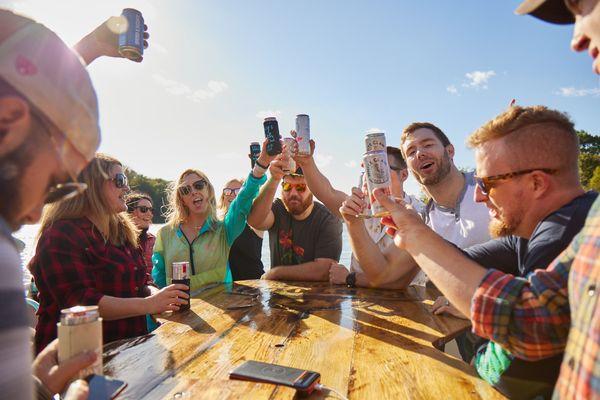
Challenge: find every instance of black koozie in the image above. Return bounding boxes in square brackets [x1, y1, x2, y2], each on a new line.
[172, 278, 191, 311]
[263, 119, 282, 156]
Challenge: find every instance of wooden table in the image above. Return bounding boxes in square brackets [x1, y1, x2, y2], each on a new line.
[103, 281, 506, 399]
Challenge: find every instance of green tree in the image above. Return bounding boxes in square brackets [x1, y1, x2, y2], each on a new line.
[125, 168, 171, 223]
[589, 166, 600, 192]
[577, 130, 600, 190]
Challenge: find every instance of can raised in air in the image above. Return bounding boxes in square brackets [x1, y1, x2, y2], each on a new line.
[263, 117, 282, 156]
[295, 114, 311, 156]
[57, 306, 103, 379]
[249, 142, 261, 168]
[282, 137, 297, 173]
[172, 261, 191, 311]
[362, 150, 391, 216]
[365, 131, 386, 153]
[118, 8, 144, 62]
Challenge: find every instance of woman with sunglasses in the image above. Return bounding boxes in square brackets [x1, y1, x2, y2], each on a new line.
[125, 192, 156, 273]
[152, 141, 273, 291]
[29, 154, 189, 353]
[217, 179, 265, 280]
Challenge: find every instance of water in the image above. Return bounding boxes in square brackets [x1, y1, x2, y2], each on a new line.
[14, 224, 354, 286]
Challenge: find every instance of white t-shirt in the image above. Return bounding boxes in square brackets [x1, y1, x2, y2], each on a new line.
[424, 172, 491, 248]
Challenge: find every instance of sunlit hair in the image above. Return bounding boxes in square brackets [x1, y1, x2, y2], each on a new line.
[164, 169, 217, 228]
[468, 105, 579, 178]
[38, 153, 139, 247]
[386, 146, 407, 169]
[400, 122, 451, 151]
[125, 191, 153, 213]
[217, 178, 244, 219]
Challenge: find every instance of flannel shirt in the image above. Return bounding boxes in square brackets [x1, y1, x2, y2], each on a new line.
[30, 218, 151, 354]
[471, 196, 600, 399]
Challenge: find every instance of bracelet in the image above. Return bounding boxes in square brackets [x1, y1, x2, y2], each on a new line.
[255, 159, 269, 170]
[252, 164, 267, 178]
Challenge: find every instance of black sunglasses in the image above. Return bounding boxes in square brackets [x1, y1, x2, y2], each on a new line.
[223, 187, 241, 196]
[179, 179, 207, 196]
[133, 205, 154, 213]
[109, 173, 129, 189]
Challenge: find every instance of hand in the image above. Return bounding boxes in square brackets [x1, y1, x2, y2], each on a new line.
[256, 138, 279, 167]
[144, 283, 189, 314]
[75, 16, 150, 64]
[432, 296, 468, 319]
[268, 156, 288, 181]
[64, 380, 90, 400]
[373, 188, 428, 249]
[32, 339, 97, 395]
[329, 262, 350, 285]
[290, 130, 314, 167]
[339, 187, 367, 224]
[261, 268, 279, 280]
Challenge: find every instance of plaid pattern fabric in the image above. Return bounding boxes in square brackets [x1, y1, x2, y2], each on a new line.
[30, 218, 150, 354]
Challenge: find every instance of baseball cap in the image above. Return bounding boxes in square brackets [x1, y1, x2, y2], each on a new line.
[515, 0, 575, 24]
[0, 11, 100, 161]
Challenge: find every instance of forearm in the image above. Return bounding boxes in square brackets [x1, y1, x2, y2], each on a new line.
[267, 260, 331, 282]
[301, 158, 346, 218]
[225, 172, 267, 245]
[72, 36, 98, 66]
[248, 177, 278, 229]
[98, 295, 147, 321]
[356, 271, 415, 289]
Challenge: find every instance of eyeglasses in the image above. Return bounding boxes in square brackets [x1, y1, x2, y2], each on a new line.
[281, 182, 307, 192]
[389, 164, 406, 172]
[223, 187, 241, 196]
[30, 109, 88, 204]
[475, 168, 557, 196]
[179, 179, 207, 196]
[109, 173, 129, 189]
[133, 205, 153, 213]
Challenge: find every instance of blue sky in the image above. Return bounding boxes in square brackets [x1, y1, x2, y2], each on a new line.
[3, 0, 599, 197]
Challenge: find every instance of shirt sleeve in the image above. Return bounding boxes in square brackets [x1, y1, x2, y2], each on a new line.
[224, 172, 267, 246]
[470, 237, 575, 361]
[464, 237, 520, 274]
[151, 230, 167, 288]
[314, 211, 343, 261]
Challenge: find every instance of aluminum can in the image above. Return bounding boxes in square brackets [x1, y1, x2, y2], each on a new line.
[282, 137, 297, 173]
[249, 142, 261, 168]
[365, 131, 386, 153]
[57, 306, 103, 379]
[172, 261, 191, 311]
[362, 150, 391, 215]
[118, 8, 144, 62]
[295, 114, 311, 156]
[263, 117, 282, 156]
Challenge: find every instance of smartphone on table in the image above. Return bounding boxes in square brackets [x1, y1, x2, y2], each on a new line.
[229, 360, 321, 394]
[85, 375, 127, 400]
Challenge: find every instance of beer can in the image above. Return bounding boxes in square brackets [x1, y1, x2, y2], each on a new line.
[118, 8, 144, 62]
[295, 114, 311, 156]
[263, 117, 282, 156]
[57, 306, 103, 379]
[365, 131, 386, 153]
[362, 150, 391, 215]
[172, 262, 191, 311]
[283, 137, 297, 173]
[250, 142, 261, 168]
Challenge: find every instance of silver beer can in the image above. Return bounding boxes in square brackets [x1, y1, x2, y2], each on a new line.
[362, 150, 391, 215]
[365, 131, 386, 153]
[295, 114, 311, 156]
[283, 137, 297, 173]
[172, 261, 190, 280]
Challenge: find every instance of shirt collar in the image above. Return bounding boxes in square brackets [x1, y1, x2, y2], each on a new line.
[176, 216, 216, 238]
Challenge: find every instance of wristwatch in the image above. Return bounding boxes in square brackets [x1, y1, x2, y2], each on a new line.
[346, 272, 357, 288]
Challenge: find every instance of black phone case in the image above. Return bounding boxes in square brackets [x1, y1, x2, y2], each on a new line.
[229, 360, 320, 391]
[86, 375, 128, 400]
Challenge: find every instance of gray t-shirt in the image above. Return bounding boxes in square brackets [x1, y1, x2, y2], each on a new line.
[0, 217, 33, 400]
[268, 199, 343, 267]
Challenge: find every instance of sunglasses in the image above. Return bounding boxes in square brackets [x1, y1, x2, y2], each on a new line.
[223, 187, 241, 196]
[475, 168, 557, 196]
[281, 182, 307, 192]
[133, 205, 154, 213]
[179, 179, 207, 196]
[109, 173, 129, 189]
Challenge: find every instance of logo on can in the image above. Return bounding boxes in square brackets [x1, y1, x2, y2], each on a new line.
[172, 261, 190, 280]
[365, 131, 386, 153]
[283, 137, 297, 173]
[362, 150, 391, 215]
[250, 142, 261, 168]
[118, 8, 144, 62]
[263, 117, 282, 156]
[295, 114, 311, 156]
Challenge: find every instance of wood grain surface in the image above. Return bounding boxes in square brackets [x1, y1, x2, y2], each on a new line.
[103, 281, 506, 399]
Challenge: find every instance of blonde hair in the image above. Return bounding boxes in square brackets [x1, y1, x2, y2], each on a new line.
[164, 169, 217, 228]
[39, 153, 139, 247]
[217, 178, 244, 219]
[468, 105, 579, 175]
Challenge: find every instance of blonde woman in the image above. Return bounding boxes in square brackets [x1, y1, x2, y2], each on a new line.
[152, 141, 273, 290]
[218, 178, 265, 280]
[29, 154, 188, 354]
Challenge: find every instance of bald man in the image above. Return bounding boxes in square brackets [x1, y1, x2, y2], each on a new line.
[341, 105, 597, 399]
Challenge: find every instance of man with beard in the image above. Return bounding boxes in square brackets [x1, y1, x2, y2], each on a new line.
[248, 161, 342, 281]
[345, 105, 596, 399]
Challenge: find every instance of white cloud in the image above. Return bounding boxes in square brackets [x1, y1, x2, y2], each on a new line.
[315, 153, 334, 168]
[344, 160, 358, 168]
[555, 87, 600, 97]
[256, 110, 282, 120]
[463, 70, 496, 89]
[446, 85, 458, 94]
[152, 74, 228, 102]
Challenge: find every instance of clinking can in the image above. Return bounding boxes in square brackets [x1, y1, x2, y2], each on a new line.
[295, 114, 311, 156]
[365, 131, 386, 153]
[118, 8, 144, 62]
[362, 150, 391, 215]
[282, 137, 297, 173]
[263, 117, 282, 156]
[249, 142, 261, 168]
[172, 261, 191, 311]
[57, 306, 103, 379]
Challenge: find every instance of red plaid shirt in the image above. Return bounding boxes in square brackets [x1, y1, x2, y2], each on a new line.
[30, 218, 151, 354]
